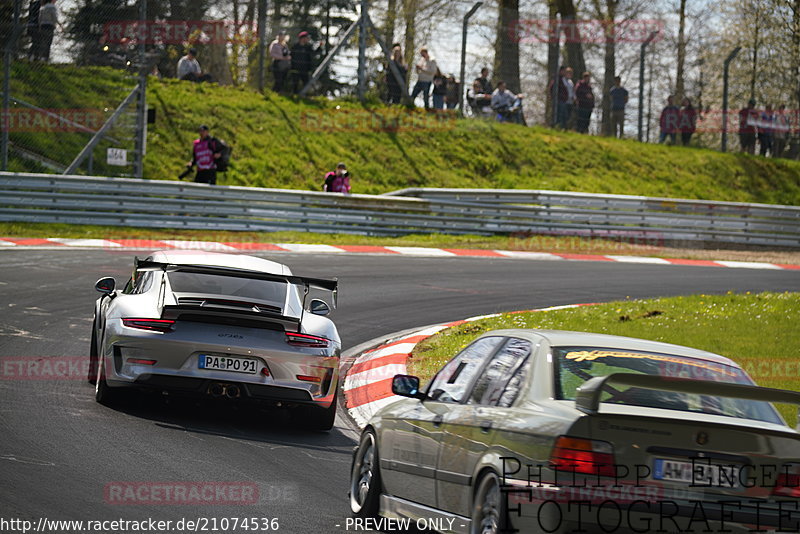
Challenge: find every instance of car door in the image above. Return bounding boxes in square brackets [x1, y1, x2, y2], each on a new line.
[435, 337, 534, 516]
[381, 336, 505, 507]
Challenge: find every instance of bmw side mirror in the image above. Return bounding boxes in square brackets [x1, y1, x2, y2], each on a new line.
[95, 277, 116, 295]
[309, 299, 330, 316]
[392, 374, 426, 400]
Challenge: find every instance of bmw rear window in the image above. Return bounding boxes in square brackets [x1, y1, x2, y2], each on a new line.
[554, 346, 784, 425]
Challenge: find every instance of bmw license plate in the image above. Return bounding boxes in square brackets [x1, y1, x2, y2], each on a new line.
[198, 354, 258, 374]
[653, 459, 739, 488]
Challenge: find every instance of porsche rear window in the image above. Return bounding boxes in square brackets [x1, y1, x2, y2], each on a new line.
[554, 347, 784, 425]
[167, 272, 290, 312]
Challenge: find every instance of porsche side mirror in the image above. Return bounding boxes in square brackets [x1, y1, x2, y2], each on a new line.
[95, 277, 116, 295]
[392, 374, 426, 400]
[309, 299, 330, 316]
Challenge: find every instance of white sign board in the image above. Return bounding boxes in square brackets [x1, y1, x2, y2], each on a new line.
[107, 148, 128, 166]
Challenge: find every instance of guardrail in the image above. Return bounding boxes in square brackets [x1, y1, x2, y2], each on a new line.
[1, 172, 798, 247]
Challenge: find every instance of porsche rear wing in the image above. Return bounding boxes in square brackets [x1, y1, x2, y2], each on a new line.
[575, 372, 800, 431]
[134, 258, 338, 295]
[135, 258, 338, 332]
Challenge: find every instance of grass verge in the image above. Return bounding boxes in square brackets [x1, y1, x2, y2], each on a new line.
[408, 292, 800, 425]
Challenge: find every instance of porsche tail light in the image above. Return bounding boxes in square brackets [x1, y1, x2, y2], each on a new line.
[773, 464, 800, 498]
[122, 318, 175, 333]
[285, 332, 329, 348]
[296, 374, 322, 383]
[550, 436, 616, 477]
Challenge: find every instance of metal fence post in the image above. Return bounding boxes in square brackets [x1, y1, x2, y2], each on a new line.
[2, 0, 23, 171]
[637, 31, 657, 142]
[133, 0, 147, 178]
[722, 46, 741, 153]
[257, 0, 268, 92]
[459, 2, 483, 113]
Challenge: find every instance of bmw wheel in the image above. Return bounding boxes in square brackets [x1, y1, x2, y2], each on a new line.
[349, 430, 381, 518]
[471, 471, 506, 534]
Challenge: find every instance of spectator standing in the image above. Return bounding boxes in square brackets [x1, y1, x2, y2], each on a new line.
[758, 104, 775, 157]
[609, 76, 629, 138]
[548, 67, 567, 128]
[36, 0, 58, 63]
[410, 48, 437, 109]
[291, 31, 313, 94]
[773, 104, 790, 158]
[738, 99, 758, 154]
[658, 95, 679, 144]
[491, 81, 524, 124]
[467, 78, 492, 117]
[432, 70, 447, 110]
[386, 44, 407, 105]
[678, 97, 697, 146]
[323, 163, 351, 193]
[574, 71, 595, 134]
[186, 125, 222, 185]
[177, 48, 213, 82]
[26, 0, 41, 61]
[270, 33, 291, 92]
[564, 67, 576, 128]
[477, 67, 493, 94]
[445, 75, 459, 109]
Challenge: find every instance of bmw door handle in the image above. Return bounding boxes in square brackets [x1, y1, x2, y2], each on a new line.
[433, 415, 443, 428]
[480, 421, 492, 433]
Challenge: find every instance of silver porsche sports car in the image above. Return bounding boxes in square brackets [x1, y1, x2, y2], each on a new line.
[88, 251, 340, 430]
[350, 329, 800, 533]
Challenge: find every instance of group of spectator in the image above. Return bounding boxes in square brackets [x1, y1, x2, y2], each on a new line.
[387, 46, 460, 110]
[269, 31, 315, 93]
[657, 95, 697, 146]
[738, 100, 792, 157]
[548, 66, 603, 134]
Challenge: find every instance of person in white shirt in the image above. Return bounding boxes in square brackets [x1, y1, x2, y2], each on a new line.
[490, 81, 524, 124]
[36, 0, 59, 62]
[410, 48, 438, 109]
[270, 33, 292, 92]
[177, 48, 212, 82]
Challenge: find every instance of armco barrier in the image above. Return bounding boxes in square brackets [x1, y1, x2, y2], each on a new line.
[0, 172, 798, 247]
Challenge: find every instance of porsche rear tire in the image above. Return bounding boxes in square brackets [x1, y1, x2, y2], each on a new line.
[87, 318, 98, 385]
[94, 355, 117, 406]
[304, 389, 338, 431]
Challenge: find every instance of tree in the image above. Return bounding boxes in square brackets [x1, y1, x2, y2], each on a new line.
[496, 0, 521, 92]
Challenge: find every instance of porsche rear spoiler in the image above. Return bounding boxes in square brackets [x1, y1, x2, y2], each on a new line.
[134, 258, 338, 295]
[134, 258, 338, 332]
[575, 373, 800, 431]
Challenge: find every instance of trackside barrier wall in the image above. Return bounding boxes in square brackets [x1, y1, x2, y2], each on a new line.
[1, 172, 799, 247]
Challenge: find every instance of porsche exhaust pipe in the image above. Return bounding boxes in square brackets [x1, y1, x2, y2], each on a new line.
[208, 382, 241, 399]
[208, 383, 226, 397]
[225, 385, 241, 399]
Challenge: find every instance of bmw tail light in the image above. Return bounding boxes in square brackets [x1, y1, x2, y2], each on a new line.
[773, 464, 800, 498]
[122, 318, 175, 333]
[286, 332, 329, 348]
[550, 436, 616, 477]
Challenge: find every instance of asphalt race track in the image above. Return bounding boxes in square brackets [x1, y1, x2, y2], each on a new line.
[1, 249, 799, 533]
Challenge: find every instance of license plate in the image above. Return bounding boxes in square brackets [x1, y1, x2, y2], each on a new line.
[653, 459, 739, 488]
[198, 354, 258, 374]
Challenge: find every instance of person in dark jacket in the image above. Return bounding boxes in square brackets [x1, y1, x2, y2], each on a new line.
[386, 44, 408, 105]
[26, 0, 41, 61]
[678, 97, 697, 146]
[432, 69, 447, 110]
[574, 71, 595, 133]
[291, 31, 313, 94]
[738, 99, 758, 154]
[659, 95, 679, 144]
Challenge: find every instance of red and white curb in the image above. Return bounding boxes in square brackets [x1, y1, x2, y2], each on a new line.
[343, 304, 597, 429]
[1, 238, 799, 270]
